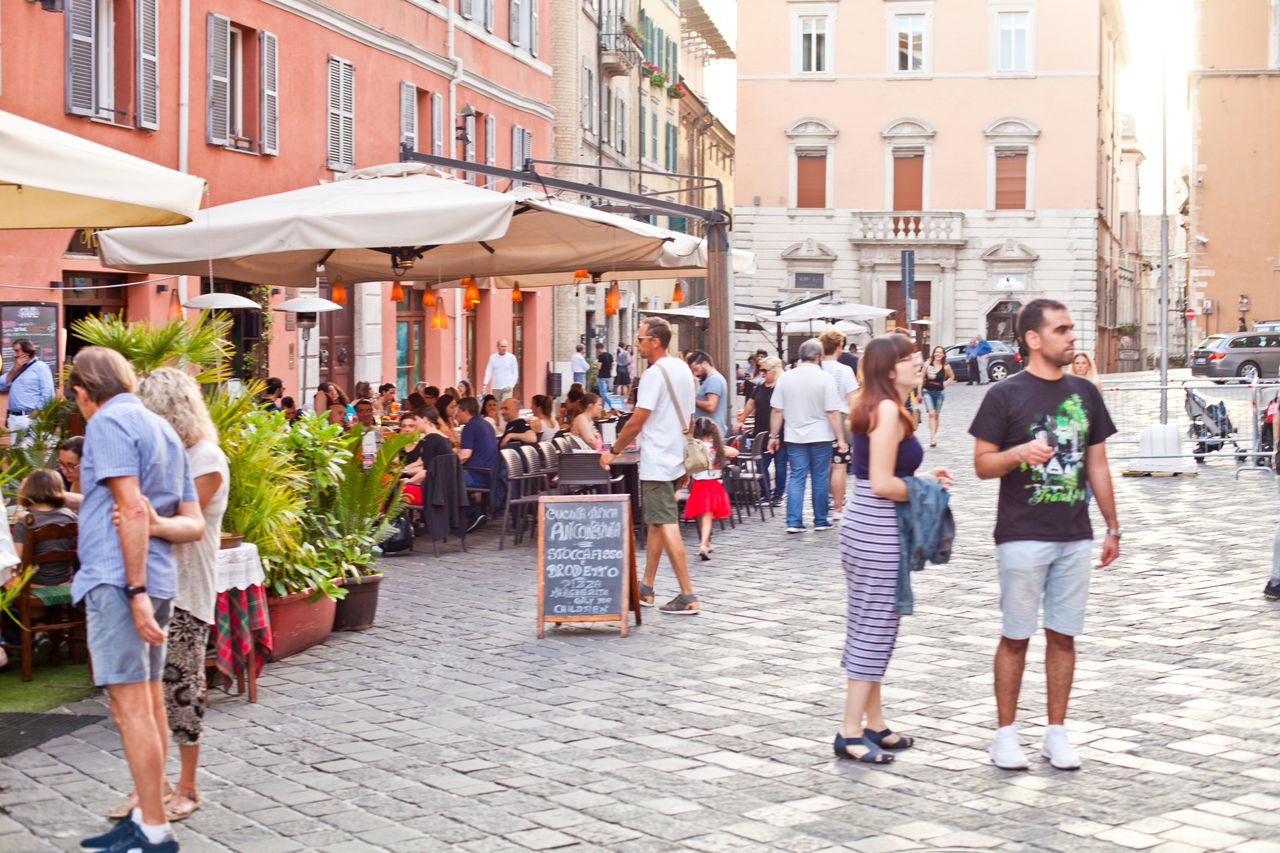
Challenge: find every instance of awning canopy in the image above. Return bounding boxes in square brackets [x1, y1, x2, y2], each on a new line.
[0, 109, 206, 228]
[764, 301, 896, 325]
[638, 304, 763, 331]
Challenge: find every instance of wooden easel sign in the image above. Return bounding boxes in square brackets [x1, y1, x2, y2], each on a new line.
[536, 494, 640, 638]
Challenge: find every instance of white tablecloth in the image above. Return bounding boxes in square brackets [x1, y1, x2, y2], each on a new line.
[216, 542, 265, 592]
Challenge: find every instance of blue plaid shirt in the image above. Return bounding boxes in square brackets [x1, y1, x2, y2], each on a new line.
[71, 394, 196, 603]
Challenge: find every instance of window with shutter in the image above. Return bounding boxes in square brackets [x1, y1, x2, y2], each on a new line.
[65, 0, 97, 117]
[638, 100, 645, 159]
[529, 0, 539, 56]
[512, 124, 523, 169]
[669, 36, 677, 81]
[795, 152, 827, 208]
[207, 13, 231, 145]
[431, 92, 444, 155]
[581, 66, 591, 129]
[485, 115, 496, 189]
[260, 31, 279, 154]
[464, 111, 477, 180]
[617, 97, 627, 155]
[510, 0, 522, 45]
[136, 0, 159, 129]
[523, 129, 533, 167]
[995, 150, 1028, 209]
[892, 152, 924, 211]
[400, 81, 418, 151]
[326, 56, 355, 170]
[460, 0, 473, 19]
[484, 0, 494, 32]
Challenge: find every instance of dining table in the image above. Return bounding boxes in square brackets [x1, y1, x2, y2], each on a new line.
[606, 447, 643, 528]
[212, 541, 273, 703]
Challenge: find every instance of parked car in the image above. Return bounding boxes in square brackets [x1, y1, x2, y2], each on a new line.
[943, 341, 1023, 383]
[1190, 332, 1280, 382]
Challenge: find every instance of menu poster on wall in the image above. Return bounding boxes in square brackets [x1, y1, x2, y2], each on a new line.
[0, 302, 60, 377]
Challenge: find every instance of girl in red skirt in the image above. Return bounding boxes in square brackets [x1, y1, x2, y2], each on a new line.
[684, 417, 738, 561]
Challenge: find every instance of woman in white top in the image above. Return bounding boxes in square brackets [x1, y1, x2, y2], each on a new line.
[530, 394, 559, 442]
[119, 367, 229, 822]
[570, 393, 604, 450]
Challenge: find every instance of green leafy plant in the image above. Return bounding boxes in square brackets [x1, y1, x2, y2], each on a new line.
[71, 310, 233, 383]
[0, 397, 71, 501]
[0, 566, 35, 627]
[324, 429, 415, 579]
[649, 71, 667, 88]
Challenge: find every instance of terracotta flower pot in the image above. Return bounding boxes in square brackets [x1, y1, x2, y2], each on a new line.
[332, 573, 383, 632]
[266, 589, 337, 660]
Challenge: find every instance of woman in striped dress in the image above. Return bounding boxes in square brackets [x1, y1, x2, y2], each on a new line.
[835, 334, 952, 764]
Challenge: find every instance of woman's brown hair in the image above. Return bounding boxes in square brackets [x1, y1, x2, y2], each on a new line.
[18, 468, 66, 508]
[849, 334, 916, 437]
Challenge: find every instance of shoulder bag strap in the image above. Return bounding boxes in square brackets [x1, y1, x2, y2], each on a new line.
[655, 363, 691, 436]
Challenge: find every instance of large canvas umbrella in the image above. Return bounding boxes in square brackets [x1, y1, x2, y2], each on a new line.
[764, 301, 896, 325]
[97, 164, 718, 287]
[474, 241, 757, 289]
[0, 109, 206, 228]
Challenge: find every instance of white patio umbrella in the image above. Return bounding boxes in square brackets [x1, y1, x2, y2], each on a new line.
[0, 109, 206, 228]
[765, 301, 896, 325]
[476, 240, 757, 289]
[182, 292, 260, 310]
[780, 320, 870, 337]
[97, 163, 516, 287]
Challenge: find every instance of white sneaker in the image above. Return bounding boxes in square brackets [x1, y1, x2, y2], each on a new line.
[786, 527, 806, 534]
[989, 725, 1030, 770]
[1040, 724, 1082, 770]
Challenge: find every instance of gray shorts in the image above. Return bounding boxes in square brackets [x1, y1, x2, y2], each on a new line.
[84, 584, 172, 686]
[995, 539, 1092, 640]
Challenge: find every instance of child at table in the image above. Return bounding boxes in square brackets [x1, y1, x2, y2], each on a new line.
[683, 417, 737, 562]
[10, 468, 77, 587]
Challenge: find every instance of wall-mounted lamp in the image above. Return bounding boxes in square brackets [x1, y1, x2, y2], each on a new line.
[456, 105, 475, 146]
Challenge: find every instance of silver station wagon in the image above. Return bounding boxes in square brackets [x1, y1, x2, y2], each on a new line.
[1190, 332, 1280, 382]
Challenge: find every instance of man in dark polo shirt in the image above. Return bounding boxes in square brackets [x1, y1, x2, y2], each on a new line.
[456, 396, 498, 531]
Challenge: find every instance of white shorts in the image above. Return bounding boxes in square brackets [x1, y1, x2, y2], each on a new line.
[995, 539, 1093, 640]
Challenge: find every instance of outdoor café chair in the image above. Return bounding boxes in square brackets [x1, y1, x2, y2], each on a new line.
[556, 451, 624, 496]
[0, 518, 87, 683]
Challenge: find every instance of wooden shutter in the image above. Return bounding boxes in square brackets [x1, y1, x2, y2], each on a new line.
[460, 0, 473, 18]
[510, 0, 521, 45]
[484, 114, 496, 188]
[795, 152, 826, 208]
[431, 92, 443, 155]
[66, 0, 96, 116]
[523, 129, 533, 166]
[512, 124, 523, 168]
[136, 0, 160, 129]
[530, 0, 539, 56]
[995, 150, 1028, 210]
[638, 100, 645, 159]
[326, 57, 354, 169]
[892, 152, 924, 210]
[617, 97, 627, 155]
[399, 81, 418, 150]
[484, 0, 494, 32]
[207, 13, 231, 145]
[260, 31, 279, 155]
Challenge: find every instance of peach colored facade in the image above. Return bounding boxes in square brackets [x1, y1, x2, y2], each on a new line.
[0, 0, 553, 404]
[1189, 0, 1280, 338]
[732, 0, 1129, 368]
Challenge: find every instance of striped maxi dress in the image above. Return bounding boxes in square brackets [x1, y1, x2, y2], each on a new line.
[839, 433, 922, 681]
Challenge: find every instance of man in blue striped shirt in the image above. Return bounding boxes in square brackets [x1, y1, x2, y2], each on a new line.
[70, 347, 205, 853]
[0, 339, 55, 441]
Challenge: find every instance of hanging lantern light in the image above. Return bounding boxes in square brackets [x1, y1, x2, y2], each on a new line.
[573, 268, 589, 280]
[423, 288, 436, 308]
[463, 276, 481, 308]
[431, 298, 449, 330]
[511, 282, 523, 303]
[331, 277, 348, 305]
[167, 287, 183, 320]
[670, 279, 684, 304]
[390, 282, 405, 302]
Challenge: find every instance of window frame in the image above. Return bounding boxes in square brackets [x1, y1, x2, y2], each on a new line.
[881, 118, 935, 210]
[785, 117, 838, 210]
[326, 55, 356, 172]
[884, 2, 934, 78]
[984, 117, 1040, 211]
[790, 4, 836, 79]
[988, 1, 1037, 76]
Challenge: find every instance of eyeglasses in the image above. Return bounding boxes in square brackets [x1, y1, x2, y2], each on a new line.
[59, 461, 80, 470]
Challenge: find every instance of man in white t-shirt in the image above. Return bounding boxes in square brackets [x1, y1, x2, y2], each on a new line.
[767, 338, 846, 533]
[601, 317, 700, 615]
[482, 339, 519, 407]
[819, 330, 859, 516]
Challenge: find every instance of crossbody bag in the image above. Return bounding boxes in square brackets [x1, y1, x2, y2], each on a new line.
[655, 363, 710, 476]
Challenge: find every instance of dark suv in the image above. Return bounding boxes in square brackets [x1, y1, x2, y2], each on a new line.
[1190, 332, 1280, 382]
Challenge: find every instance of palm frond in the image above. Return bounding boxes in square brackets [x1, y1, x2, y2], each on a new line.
[70, 310, 233, 375]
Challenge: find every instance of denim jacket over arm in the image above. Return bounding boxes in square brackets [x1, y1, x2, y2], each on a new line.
[894, 475, 955, 615]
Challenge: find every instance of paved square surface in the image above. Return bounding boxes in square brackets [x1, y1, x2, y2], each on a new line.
[3, 381, 1279, 851]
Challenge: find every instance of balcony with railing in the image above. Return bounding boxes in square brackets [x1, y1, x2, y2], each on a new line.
[600, 24, 643, 78]
[850, 211, 966, 245]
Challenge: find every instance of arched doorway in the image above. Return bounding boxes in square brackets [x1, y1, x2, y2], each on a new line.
[986, 300, 1021, 344]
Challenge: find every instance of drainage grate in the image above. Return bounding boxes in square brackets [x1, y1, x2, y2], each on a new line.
[0, 713, 105, 758]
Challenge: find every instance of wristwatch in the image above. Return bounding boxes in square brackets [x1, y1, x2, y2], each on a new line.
[1105, 528, 1122, 540]
[124, 585, 148, 599]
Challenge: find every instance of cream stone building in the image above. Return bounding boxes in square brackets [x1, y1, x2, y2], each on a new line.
[733, 0, 1130, 368]
[1189, 0, 1280, 341]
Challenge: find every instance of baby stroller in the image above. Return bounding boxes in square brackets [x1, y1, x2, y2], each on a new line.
[1251, 390, 1279, 469]
[1185, 387, 1241, 462]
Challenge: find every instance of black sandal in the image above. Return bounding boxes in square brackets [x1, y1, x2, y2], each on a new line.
[833, 732, 894, 764]
[864, 727, 914, 751]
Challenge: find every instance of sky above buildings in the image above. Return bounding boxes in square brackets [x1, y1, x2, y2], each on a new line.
[701, 0, 1192, 214]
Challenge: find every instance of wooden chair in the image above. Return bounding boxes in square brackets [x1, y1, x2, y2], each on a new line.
[0, 518, 85, 683]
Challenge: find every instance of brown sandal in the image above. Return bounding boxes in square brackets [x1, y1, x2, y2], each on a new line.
[165, 790, 201, 822]
[106, 784, 174, 820]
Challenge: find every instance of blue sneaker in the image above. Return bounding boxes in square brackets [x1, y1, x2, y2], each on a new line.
[82, 820, 136, 851]
[85, 820, 179, 853]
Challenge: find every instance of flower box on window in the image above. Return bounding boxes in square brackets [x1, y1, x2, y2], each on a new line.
[639, 60, 658, 78]
[649, 72, 667, 89]
[667, 84, 686, 99]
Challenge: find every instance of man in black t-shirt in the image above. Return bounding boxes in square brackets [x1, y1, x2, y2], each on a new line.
[595, 342, 616, 411]
[969, 298, 1120, 772]
[838, 342, 859, 375]
[498, 398, 537, 446]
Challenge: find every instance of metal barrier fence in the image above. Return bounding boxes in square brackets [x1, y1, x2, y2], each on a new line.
[1100, 379, 1280, 470]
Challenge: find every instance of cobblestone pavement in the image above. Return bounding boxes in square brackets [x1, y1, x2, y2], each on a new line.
[4, 378, 1280, 852]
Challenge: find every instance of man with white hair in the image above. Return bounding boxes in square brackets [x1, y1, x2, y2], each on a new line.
[768, 339, 847, 534]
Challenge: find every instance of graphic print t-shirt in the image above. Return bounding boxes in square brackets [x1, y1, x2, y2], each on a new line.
[968, 371, 1116, 544]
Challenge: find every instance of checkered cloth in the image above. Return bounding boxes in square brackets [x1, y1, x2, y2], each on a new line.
[211, 585, 273, 689]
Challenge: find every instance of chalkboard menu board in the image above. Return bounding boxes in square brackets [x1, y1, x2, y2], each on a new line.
[0, 302, 60, 376]
[537, 494, 639, 638]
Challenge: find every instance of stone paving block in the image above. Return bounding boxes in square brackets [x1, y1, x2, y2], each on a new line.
[504, 827, 579, 850]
